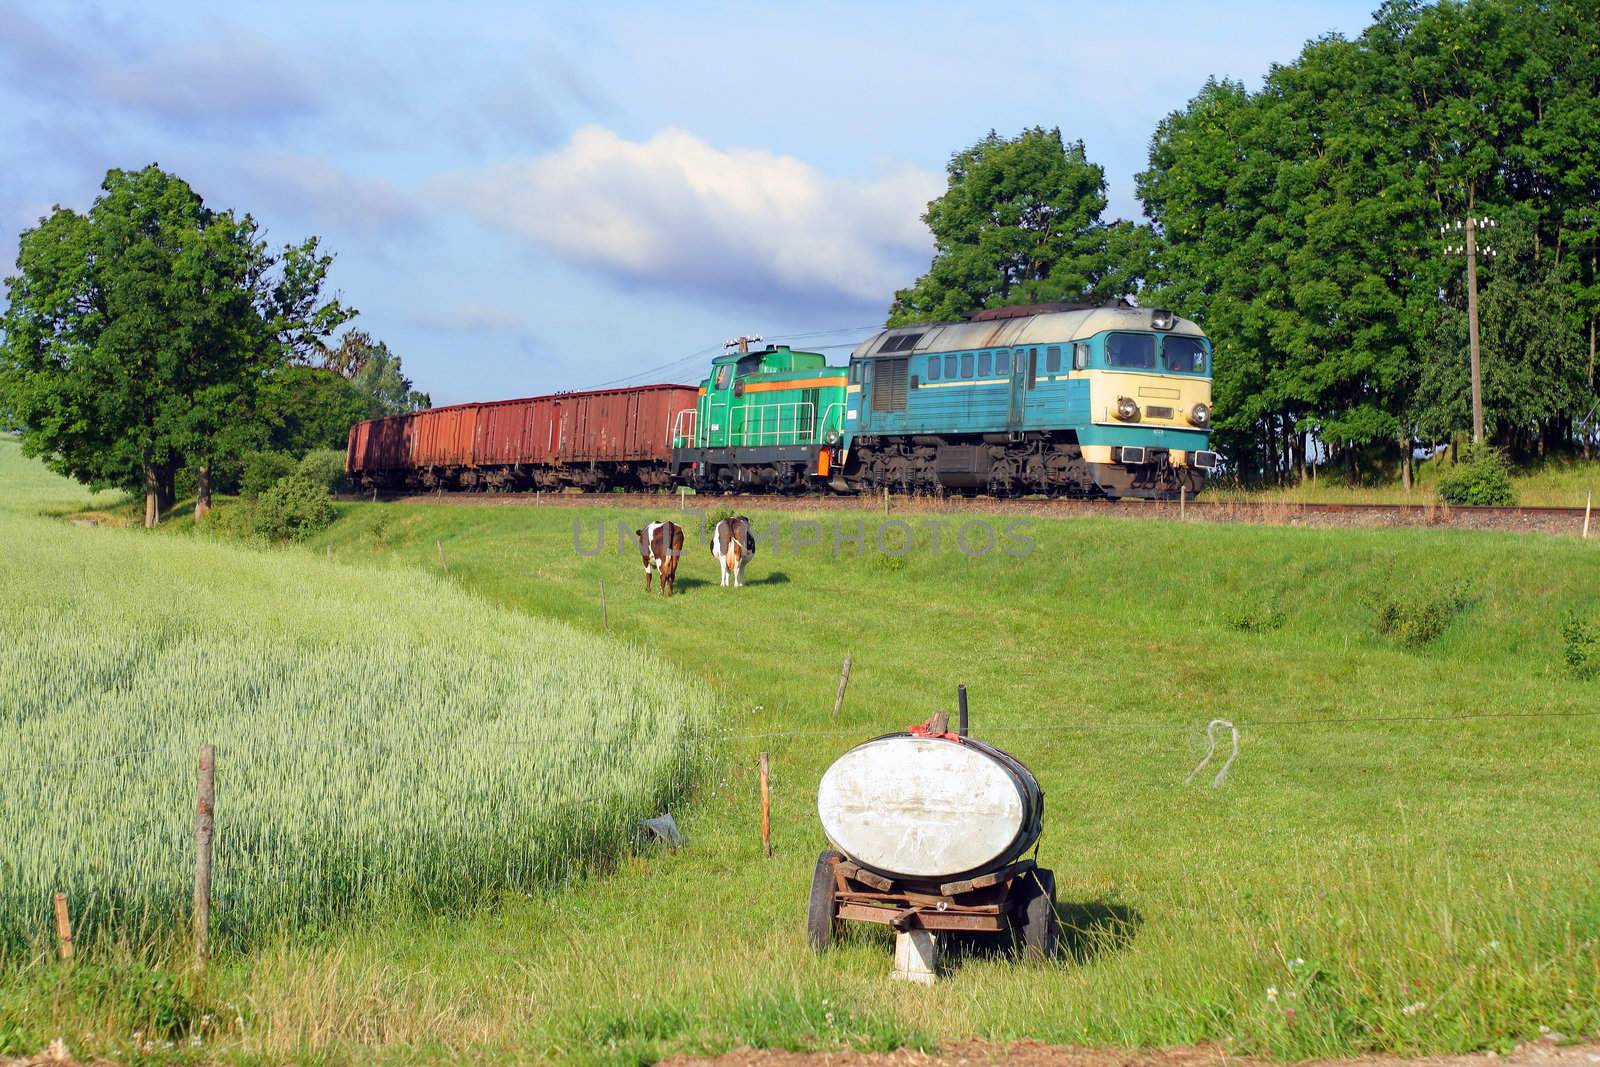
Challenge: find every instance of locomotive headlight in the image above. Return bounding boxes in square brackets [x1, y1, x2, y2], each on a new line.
[1189, 402, 1211, 427]
[1115, 396, 1139, 421]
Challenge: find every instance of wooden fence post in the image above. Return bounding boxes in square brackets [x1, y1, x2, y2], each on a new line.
[193, 744, 215, 971]
[831, 655, 852, 721]
[759, 751, 772, 858]
[53, 893, 72, 962]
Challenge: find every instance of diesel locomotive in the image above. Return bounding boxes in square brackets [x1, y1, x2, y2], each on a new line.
[346, 302, 1216, 500]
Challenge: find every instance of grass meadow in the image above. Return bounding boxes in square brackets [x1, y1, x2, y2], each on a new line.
[1210, 453, 1600, 508]
[3, 437, 1599, 1063]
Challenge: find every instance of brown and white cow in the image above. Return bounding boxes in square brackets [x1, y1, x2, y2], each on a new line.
[636, 520, 685, 596]
[710, 516, 756, 588]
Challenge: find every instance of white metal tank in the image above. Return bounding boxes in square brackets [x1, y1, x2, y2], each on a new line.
[816, 733, 1044, 881]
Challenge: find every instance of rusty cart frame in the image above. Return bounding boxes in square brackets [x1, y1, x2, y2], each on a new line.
[807, 850, 1057, 958]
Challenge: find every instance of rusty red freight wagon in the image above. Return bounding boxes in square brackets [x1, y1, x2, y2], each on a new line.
[346, 383, 698, 491]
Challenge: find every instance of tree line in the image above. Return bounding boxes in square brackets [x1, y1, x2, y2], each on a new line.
[0, 166, 428, 526]
[891, 0, 1600, 483]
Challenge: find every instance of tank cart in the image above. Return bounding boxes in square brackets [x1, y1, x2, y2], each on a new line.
[808, 696, 1055, 979]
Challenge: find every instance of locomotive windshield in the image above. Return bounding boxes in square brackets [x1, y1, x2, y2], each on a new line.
[1162, 336, 1207, 374]
[1106, 333, 1157, 368]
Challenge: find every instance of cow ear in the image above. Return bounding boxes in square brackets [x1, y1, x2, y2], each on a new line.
[634, 529, 642, 539]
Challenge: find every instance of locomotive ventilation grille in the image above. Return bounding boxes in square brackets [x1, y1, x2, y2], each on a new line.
[1145, 405, 1175, 419]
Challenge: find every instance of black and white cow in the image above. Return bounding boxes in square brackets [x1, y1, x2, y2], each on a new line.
[635, 520, 685, 596]
[710, 516, 755, 588]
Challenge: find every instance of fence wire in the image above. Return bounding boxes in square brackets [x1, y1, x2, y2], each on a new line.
[9, 705, 1599, 776]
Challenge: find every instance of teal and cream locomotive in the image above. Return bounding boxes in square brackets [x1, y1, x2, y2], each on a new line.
[834, 302, 1216, 499]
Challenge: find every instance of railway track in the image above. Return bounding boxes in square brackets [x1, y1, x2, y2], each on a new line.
[372, 489, 1597, 536]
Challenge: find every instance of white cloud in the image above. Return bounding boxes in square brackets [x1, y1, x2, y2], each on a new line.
[437, 127, 942, 310]
[409, 302, 533, 336]
[0, 11, 317, 125]
[229, 154, 421, 238]
[93, 26, 318, 122]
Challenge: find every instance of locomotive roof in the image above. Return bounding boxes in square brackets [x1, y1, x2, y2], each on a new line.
[851, 306, 1204, 360]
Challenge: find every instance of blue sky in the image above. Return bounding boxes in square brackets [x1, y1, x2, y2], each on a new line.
[1, 1, 1376, 405]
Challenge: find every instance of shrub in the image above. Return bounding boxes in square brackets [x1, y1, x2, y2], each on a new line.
[1369, 579, 1473, 647]
[253, 474, 336, 542]
[0, 960, 203, 1053]
[197, 500, 269, 547]
[1225, 593, 1286, 633]
[1437, 446, 1517, 506]
[297, 448, 350, 494]
[1561, 614, 1598, 679]
[239, 450, 297, 498]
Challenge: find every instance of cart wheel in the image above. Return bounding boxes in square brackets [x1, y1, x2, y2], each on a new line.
[807, 850, 840, 951]
[1013, 867, 1057, 960]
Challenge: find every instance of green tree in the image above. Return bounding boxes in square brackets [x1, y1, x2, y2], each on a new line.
[1141, 0, 1600, 480]
[261, 365, 373, 456]
[1416, 213, 1589, 454]
[322, 329, 430, 416]
[0, 165, 352, 525]
[888, 128, 1154, 325]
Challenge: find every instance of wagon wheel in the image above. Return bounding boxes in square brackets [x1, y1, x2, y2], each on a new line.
[1012, 866, 1057, 960]
[807, 850, 841, 951]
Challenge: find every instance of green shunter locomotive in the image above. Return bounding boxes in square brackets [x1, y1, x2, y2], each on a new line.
[671, 341, 849, 491]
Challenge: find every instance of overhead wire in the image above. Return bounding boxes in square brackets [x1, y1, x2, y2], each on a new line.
[576, 322, 883, 391]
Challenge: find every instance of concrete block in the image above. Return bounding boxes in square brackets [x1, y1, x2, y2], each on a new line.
[891, 929, 938, 984]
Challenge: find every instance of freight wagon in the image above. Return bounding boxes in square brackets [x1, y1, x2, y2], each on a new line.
[345, 384, 697, 491]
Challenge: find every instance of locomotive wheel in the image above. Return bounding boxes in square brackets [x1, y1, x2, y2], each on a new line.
[1013, 867, 1058, 960]
[807, 850, 841, 951]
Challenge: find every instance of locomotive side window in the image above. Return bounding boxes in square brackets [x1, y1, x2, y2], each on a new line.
[927, 355, 941, 381]
[1107, 333, 1157, 369]
[944, 354, 957, 378]
[1163, 336, 1207, 373]
[961, 353, 974, 378]
[996, 350, 1011, 374]
[978, 351, 992, 376]
[1046, 346, 1062, 373]
[715, 366, 731, 389]
[1073, 343, 1090, 370]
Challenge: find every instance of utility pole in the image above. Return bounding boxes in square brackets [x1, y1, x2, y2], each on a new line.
[1443, 210, 1497, 445]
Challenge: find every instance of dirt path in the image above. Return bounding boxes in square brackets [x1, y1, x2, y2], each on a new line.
[664, 1038, 1600, 1067]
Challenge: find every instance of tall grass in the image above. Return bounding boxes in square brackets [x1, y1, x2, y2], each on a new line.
[0, 508, 710, 952]
[0, 435, 124, 518]
[1210, 452, 1600, 508]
